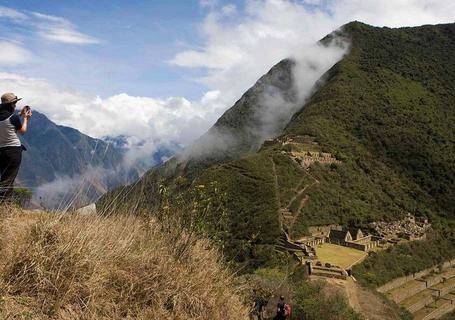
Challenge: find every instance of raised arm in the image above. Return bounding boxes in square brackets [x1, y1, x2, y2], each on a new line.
[18, 109, 32, 135]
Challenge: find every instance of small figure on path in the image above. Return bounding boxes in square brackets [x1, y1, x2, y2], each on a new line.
[251, 291, 267, 320]
[273, 295, 291, 320]
[0, 93, 32, 202]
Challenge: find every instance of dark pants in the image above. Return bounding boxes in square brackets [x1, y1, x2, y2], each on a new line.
[0, 147, 22, 201]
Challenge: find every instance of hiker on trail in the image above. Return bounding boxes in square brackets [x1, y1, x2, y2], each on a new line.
[251, 293, 267, 320]
[0, 93, 32, 201]
[273, 296, 291, 320]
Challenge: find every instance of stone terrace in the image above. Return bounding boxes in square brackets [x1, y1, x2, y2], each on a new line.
[382, 264, 455, 319]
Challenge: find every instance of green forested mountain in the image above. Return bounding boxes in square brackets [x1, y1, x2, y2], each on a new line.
[100, 22, 455, 270]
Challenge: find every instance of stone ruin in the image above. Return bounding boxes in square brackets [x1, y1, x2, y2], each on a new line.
[289, 150, 342, 168]
[327, 228, 381, 252]
[370, 213, 431, 242]
[306, 261, 348, 280]
[262, 135, 342, 169]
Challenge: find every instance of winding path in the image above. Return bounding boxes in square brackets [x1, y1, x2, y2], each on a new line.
[323, 277, 401, 320]
[271, 156, 320, 239]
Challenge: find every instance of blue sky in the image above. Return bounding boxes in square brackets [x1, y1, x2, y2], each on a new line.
[0, 0, 336, 100]
[0, 0, 230, 99]
[0, 0, 454, 153]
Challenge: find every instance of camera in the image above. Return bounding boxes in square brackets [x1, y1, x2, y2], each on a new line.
[19, 105, 31, 116]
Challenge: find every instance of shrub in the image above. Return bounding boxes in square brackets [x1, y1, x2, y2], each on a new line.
[11, 188, 32, 207]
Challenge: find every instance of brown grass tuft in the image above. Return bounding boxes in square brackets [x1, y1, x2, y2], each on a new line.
[0, 205, 249, 319]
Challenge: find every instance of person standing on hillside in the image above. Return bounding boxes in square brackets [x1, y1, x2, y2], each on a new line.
[274, 296, 292, 320]
[274, 296, 286, 320]
[251, 291, 267, 320]
[0, 93, 32, 202]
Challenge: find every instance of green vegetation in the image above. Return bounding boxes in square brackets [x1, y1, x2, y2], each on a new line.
[11, 188, 32, 207]
[244, 265, 363, 320]
[192, 151, 283, 271]
[101, 22, 455, 273]
[291, 280, 364, 320]
[353, 233, 455, 287]
[288, 22, 455, 222]
[441, 311, 455, 320]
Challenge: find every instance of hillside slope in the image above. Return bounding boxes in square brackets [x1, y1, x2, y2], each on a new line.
[100, 22, 455, 269]
[0, 206, 248, 319]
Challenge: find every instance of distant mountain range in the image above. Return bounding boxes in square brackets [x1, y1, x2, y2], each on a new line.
[100, 22, 455, 270]
[17, 111, 173, 208]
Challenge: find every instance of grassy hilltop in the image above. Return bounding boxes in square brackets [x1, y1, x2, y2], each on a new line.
[0, 206, 248, 319]
[100, 22, 455, 272]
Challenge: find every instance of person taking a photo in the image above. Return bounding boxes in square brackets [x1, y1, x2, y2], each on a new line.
[0, 93, 32, 202]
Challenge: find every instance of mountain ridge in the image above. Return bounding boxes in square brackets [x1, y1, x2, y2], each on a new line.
[100, 21, 455, 270]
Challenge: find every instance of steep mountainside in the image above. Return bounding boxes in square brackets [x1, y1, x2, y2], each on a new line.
[100, 22, 455, 269]
[146, 58, 298, 183]
[19, 112, 122, 185]
[17, 112, 141, 205]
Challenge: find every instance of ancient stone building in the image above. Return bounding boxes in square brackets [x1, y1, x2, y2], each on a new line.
[328, 229, 353, 245]
[328, 228, 380, 252]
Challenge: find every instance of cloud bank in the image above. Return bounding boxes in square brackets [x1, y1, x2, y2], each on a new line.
[1, 1, 454, 150]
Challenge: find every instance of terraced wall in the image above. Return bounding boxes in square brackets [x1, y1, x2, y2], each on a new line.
[377, 259, 455, 293]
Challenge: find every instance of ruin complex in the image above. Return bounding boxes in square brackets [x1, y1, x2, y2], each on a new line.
[370, 213, 431, 242]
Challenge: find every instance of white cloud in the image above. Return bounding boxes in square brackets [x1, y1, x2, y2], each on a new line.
[200, 0, 219, 8]
[329, 0, 455, 27]
[221, 4, 237, 15]
[32, 12, 100, 45]
[38, 27, 100, 45]
[1, 0, 454, 160]
[1, 7, 99, 45]
[0, 6, 26, 19]
[173, 0, 455, 104]
[0, 7, 98, 82]
[0, 73, 224, 150]
[0, 41, 32, 66]
[171, 0, 340, 111]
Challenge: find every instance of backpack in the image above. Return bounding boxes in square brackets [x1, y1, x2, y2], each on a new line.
[277, 302, 286, 315]
[285, 303, 292, 316]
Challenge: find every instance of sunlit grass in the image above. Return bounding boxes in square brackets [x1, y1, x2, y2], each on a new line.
[0, 204, 249, 319]
[315, 243, 367, 269]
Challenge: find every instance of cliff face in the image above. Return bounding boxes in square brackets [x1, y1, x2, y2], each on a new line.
[100, 22, 455, 269]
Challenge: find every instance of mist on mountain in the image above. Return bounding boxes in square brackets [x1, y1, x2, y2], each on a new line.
[17, 111, 174, 209]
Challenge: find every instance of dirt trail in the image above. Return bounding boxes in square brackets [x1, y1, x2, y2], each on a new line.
[270, 157, 284, 233]
[324, 277, 401, 320]
[285, 173, 320, 229]
[272, 156, 322, 236]
[287, 177, 307, 206]
[296, 195, 309, 214]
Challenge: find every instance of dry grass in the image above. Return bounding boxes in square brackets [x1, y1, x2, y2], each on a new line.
[0, 205, 249, 319]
